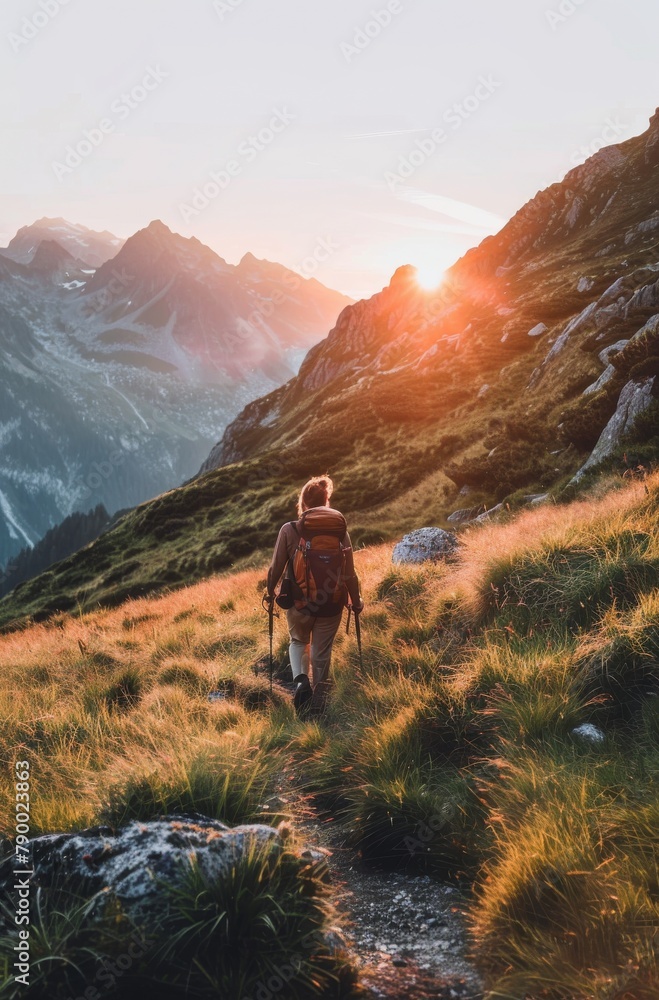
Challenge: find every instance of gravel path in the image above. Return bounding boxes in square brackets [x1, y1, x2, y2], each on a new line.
[266, 776, 483, 1000]
[311, 816, 482, 1000]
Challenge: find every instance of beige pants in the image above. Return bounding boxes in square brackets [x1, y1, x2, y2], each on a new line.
[287, 607, 343, 692]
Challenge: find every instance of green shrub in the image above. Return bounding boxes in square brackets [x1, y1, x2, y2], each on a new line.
[0, 846, 356, 1000]
[343, 768, 480, 873]
[102, 749, 271, 827]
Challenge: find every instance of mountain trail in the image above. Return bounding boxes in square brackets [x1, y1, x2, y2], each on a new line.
[268, 737, 482, 1000]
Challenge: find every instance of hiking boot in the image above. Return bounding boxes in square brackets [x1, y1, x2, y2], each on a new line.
[293, 674, 312, 716]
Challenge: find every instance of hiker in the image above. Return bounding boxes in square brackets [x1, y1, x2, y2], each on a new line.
[266, 476, 363, 714]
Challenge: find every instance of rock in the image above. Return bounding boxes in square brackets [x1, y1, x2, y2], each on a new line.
[392, 528, 459, 565]
[528, 322, 548, 337]
[626, 277, 659, 313]
[475, 503, 505, 523]
[447, 505, 486, 525]
[572, 723, 606, 744]
[572, 377, 657, 480]
[578, 277, 595, 293]
[598, 339, 629, 365]
[478, 383, 490, 397]
[583, 365, 616, 396]
[0, 816, 282, 924]
[629, 312, 659, 343]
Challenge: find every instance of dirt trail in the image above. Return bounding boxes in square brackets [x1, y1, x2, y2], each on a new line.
[266, 775, 483, 1000]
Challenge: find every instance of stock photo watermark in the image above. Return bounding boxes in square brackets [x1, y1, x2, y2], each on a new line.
[220, 235, 340, 354]
[239, 929, 327, 1000]
[385, 75, 502, 191]
[213, 0, 246, 20]
[545, 0, 590, 30]
[8, 0, 75, 53]
[340, 0, 405, 62]
[52, 66, 170, 181]
[81, 267, 133, 318]
[568, 115, 627, 166]
[10, 761, 32, 987]
[536, 114, 629, 190]
[179, 107, 295, 223]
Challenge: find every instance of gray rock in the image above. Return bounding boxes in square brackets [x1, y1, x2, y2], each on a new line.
[0, 816, 282, 924]
[578, 277, 595, 293]
[447, 505, 486, 525]
[598, 339, 629, 365]
[572, 723, 606, 744]
[528, 322, 548, 337]
[626, 277, 659, 313]
[625, 211, 659, 244]
[583, 365, 616, 396]
[475, 503, 505, 523]
[392, 528, 459, 565]
[630, 313, 659, 343]
[573, 377, 657, 480]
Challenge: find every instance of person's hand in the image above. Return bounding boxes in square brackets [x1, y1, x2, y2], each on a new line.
[352, 599, 364, 614]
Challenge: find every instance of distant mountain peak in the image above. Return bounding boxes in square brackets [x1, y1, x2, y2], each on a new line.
[30, 240, 78, 269]
[144, 219, 173, 237]
[2, 219, 123, 268]
[239, 251, 259, 267]
[389, 264, 418, 290]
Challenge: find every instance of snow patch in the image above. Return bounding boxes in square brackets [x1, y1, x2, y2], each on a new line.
[0, 489, 34, 547]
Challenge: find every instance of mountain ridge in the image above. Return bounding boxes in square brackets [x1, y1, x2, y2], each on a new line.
[0, 218, 352, 567]
[1, 110, 658, 625]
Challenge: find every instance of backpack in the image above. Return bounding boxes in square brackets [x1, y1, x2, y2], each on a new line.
[287, 508, 350, 617]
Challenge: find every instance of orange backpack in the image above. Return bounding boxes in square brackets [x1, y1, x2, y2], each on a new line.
[288, 508, 349, 617]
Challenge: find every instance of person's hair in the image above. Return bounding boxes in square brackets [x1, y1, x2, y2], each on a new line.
[297, 476, 334, 517]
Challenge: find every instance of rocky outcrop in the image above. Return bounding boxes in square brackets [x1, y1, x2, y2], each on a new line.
[447, 505, 487, 524]
[392, 528, 459, 564]
[573, 377, 657, 479]
[0, 816, 284, 925]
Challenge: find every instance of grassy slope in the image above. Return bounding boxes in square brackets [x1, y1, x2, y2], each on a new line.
[1, 472, 658, 997]
[2, 121, 659, 626]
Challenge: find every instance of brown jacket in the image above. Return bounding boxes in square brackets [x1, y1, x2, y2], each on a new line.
[267, 511, 361, 607]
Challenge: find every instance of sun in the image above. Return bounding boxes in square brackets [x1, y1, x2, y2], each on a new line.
[413, 263, 446, 291]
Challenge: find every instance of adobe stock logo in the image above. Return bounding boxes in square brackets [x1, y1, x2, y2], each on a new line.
[545, 0, 590, 30]
[341, 1, 405, 63]
[8, 0, 75, 54]
[51, 67, 169, 181]
[213, 0, 246, 19]
[179, 107, 295, 223]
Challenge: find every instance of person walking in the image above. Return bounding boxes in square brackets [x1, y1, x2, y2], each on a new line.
[266, 476, 363, 714]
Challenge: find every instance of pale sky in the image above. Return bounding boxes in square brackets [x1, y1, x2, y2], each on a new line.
[2, 0, 657, 298]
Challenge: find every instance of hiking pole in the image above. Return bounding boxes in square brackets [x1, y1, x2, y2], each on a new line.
[354, 607, 364, 673]
[262, 593, 275, 694]
[347, 605, 364, 673]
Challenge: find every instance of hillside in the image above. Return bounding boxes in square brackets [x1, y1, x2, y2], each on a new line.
[0, 220, 351, 566]
[1, 473, 657, 998]
[2, 113, 659, 625]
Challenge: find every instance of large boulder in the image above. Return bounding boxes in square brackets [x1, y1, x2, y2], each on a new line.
[392, 527, 459, 564]
[0, 816, 282, 924]
[573, 376, 657, 480]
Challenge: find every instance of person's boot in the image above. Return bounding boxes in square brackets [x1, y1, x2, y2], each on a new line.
[309, 679, 330, 718]
[293, 674, 312, 716]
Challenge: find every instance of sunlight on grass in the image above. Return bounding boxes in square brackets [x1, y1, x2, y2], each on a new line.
[1, 473, 658, 996]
